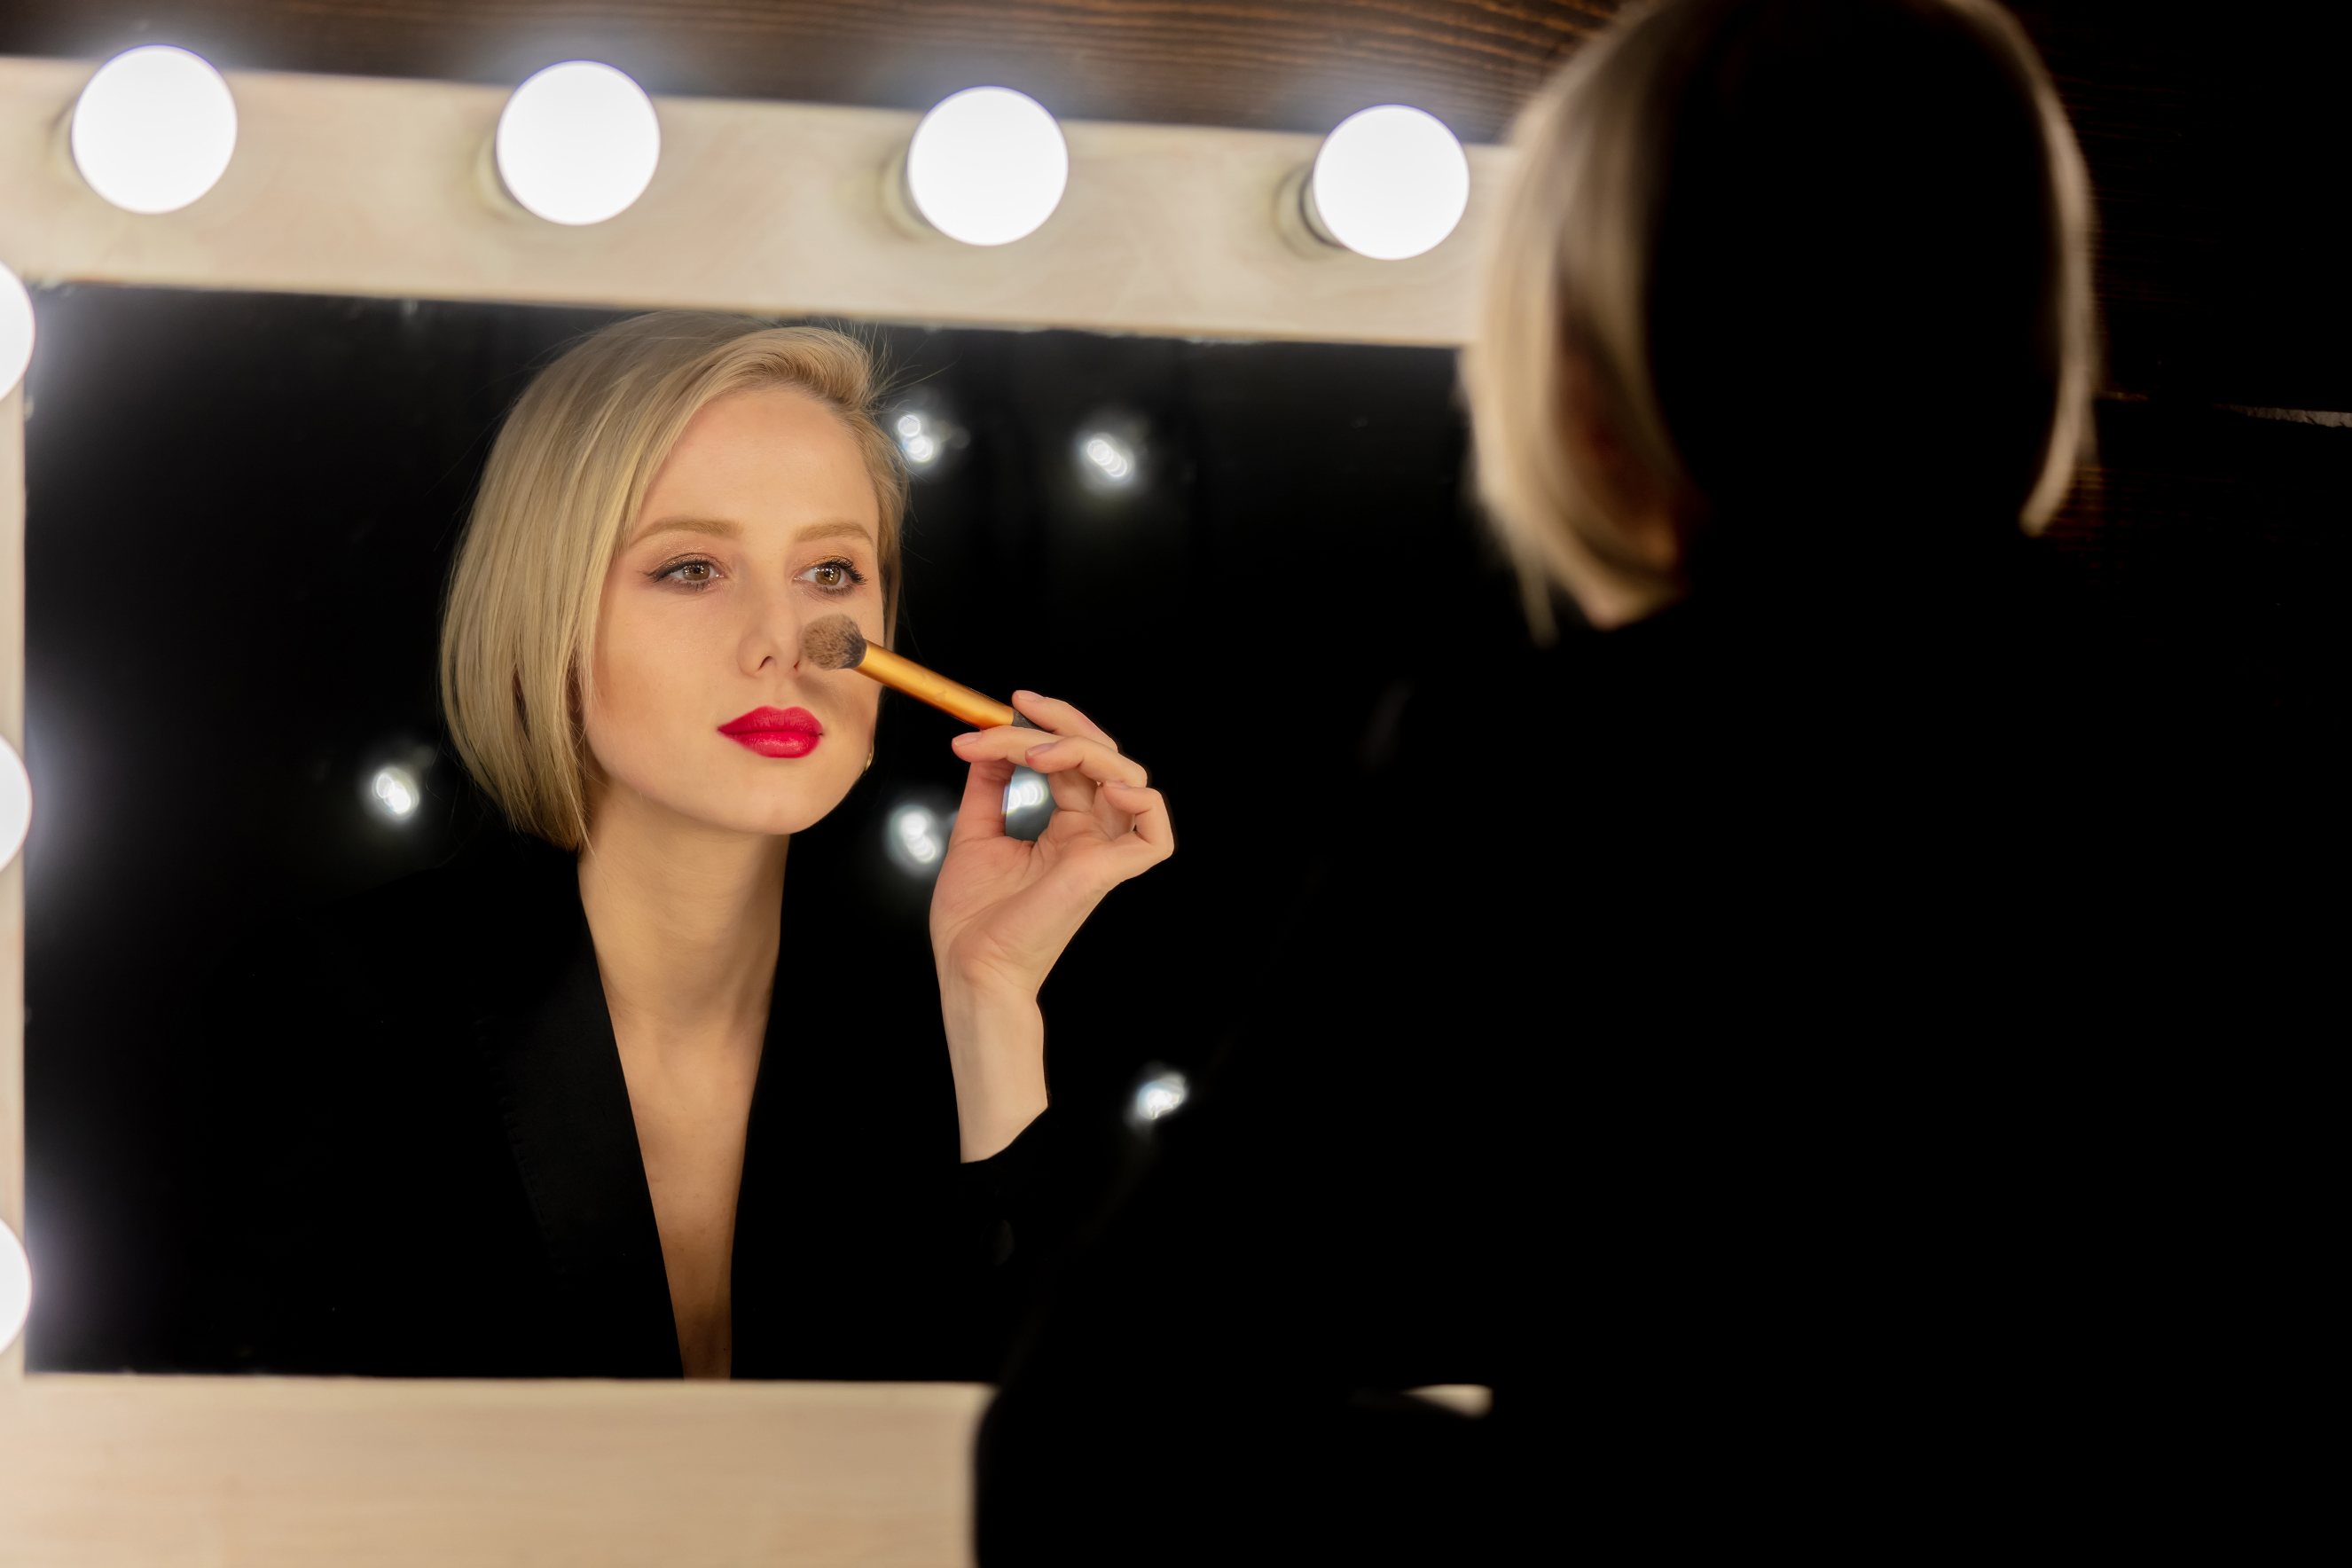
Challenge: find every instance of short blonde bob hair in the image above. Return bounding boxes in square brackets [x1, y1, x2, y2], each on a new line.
[1466, 0, 2097, 634]
[440, 313, 906, 850]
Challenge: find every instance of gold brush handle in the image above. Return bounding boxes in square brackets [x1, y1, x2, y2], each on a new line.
[856, 645, 1022, 729]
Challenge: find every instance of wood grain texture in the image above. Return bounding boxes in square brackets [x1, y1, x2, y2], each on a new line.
[0, 0, 1620, 143]
[0, 1376, 991, 1566]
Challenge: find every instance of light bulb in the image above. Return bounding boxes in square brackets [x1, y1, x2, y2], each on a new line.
[496, 61, 662, 225]
[0, 264, 32, 397]
[69, 45, 239, 215]
[0, 737, 28, 870]
[1307, 105, 1470, 262]
[905, 87, 1069, 247]
[0, 1219, 28, 1355]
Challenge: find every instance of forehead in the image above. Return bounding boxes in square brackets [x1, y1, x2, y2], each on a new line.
[639, 384, 879, 535]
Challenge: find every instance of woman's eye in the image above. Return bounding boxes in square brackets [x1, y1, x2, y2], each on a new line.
[654, 558, 720, 588]
[798, 558, 868, 593]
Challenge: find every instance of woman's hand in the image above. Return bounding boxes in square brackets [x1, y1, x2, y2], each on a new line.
[930, 691, 1174, 1159]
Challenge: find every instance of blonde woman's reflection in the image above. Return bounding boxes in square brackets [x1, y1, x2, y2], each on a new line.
[184, 316, 1170, 1378]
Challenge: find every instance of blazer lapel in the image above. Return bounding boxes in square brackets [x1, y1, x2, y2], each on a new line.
[481, 915, 681, 1378]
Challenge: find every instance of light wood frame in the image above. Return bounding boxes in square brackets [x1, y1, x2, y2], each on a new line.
[0, 51, 1504, 1564]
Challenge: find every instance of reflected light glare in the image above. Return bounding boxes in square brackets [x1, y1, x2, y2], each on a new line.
[906, 87, 1070, 247]
[887, 804, 948, 873]
[0, 1219, 28, 1355]
[70, 45, 239, 216]
[1003, 773, 1050, 812]
[897, 413, 923, 438]
[1080, 432, 1135, 485]
[1127, 1067, 1189, 1129]
[0, 736, 29, 870]
[496, 61, 662, 225]
[1309, 105, 1470, 261]
[369, 764, 419, 822]
[0, 263, 33, 397]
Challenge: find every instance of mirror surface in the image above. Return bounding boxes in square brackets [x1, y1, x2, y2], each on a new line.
[20, 284, 1525, 1371]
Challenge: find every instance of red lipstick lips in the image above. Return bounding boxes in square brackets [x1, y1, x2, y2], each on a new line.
[718, 706, 824, 759]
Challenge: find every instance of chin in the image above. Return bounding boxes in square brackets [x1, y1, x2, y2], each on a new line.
[712, 772, 862, 837]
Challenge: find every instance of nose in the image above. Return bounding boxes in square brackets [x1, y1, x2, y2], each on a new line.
[739, 572, 804, 678]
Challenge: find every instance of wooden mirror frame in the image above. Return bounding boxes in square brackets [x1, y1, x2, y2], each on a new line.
[0, 53, 1501, 1564]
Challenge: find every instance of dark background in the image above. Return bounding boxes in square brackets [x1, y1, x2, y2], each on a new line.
[8, 0, 2346, 1369]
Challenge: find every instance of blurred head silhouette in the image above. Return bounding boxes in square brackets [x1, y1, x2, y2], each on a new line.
[1467, 0, 2095, 631]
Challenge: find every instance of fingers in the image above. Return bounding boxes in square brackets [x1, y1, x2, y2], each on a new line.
[1098, 783, 1176, 861]
[946, 749, 1016, 845]
[949, 728, 1147, 788]
[1021, 734, 1149, 789]
[1010, 691, 1116, 749]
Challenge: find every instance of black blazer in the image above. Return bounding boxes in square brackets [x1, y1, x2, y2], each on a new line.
[182, 831, 1079, 1379]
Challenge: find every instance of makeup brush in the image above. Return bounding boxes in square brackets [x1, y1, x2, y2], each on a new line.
[802, 614, 1036, 729]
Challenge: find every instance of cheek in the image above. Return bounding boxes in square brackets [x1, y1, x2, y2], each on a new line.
[585, 597, 697, 757]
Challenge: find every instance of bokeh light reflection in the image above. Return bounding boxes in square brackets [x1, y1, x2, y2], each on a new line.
[367, 764, 420, 823]
[887, 801, 950, 874]
[1126, 1064, 1190, 1129]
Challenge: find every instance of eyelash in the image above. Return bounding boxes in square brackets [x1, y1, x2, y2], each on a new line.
[647, 555, 869, 594]
[799, 557, 869, 594]
[651, 555, 721, 590]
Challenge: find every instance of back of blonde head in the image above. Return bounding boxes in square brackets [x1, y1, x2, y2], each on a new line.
[441, 314, 906, 849]
[1466, 0, 2096, 634]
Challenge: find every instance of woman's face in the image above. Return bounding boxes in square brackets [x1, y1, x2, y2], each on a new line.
[584, 385, 887, 838]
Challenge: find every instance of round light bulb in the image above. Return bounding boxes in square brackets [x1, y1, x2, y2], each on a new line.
[495, 61, 662, 226]
[1308, 105, 1470, 262]
[906, 87, 1069, 247]
[0, 263, 33, 397]
[69, 45, 239, 216]
[0, 1219, 28, 1355]
[0, 737, 29, 870]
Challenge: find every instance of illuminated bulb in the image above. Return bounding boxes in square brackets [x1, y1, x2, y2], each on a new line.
[0, 264, 30, 399]
[70, 45, 239, 215]
[496, 62, 662, 225]
[905, 87, 1069, 247]
[1306, 105, 1470, 261]
[1126, 1067, 1190, 1129]
[369, 764, 420, 822]
[887, 803, 948, 874]
[0, 1219, 27, 1355]
[0, 736, 29, 870]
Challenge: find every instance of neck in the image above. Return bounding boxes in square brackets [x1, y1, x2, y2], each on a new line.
[576, 784, 789, 1062]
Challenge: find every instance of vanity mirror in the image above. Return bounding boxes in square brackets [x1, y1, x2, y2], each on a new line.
[0, 46, 1507, 1563]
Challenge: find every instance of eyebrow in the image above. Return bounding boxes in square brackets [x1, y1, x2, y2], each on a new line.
[790, 521, 875, 545]
[630, 517, 874, 547]
[632, 516, 742, 544]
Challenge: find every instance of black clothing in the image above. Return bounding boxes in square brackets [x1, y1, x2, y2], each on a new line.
[182, 832, 1080, 1379]
[978, 545, 2234, 1560]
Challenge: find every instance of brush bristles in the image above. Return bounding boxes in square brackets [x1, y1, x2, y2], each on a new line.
[801, 614, 868, 672]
